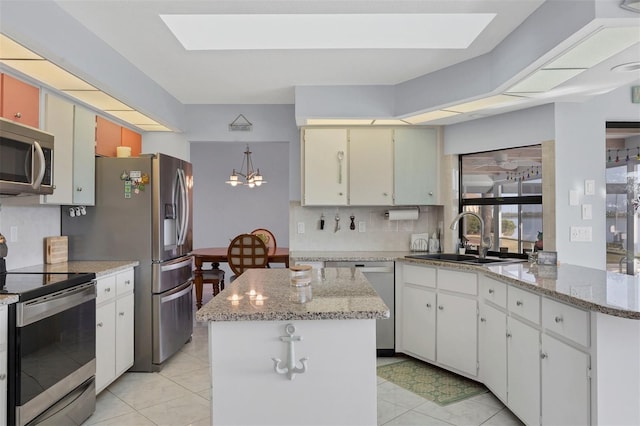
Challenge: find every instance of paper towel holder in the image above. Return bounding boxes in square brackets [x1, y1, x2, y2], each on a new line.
[385, 207, 419, 221]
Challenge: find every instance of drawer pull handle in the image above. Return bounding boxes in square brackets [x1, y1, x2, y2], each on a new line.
[119, 312, 125, 316]
[488, 289, 494, 294]
[516, 300, 523, 306]
[426, 303, 431, 308]
[554, 316, 563, 323]
[540, 352, 548, 359]
[480, 317, 486, 323]
[438, 305, 444, 310]
[506, 333, 512, 338]
[0, 374, 6, 380]
[97, 322, 103, 327]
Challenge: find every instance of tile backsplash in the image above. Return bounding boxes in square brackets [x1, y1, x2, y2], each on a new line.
[289, 201, 444, 251]
[0, 203, 61, 269]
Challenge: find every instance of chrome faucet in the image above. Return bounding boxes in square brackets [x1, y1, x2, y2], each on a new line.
[450, 212, 491, 259]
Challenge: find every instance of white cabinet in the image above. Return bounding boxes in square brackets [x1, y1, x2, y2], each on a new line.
[95, 268, 134, 393]
[479, 302, 507, 402]
[348, 128, 393, 205]
[541, 334, 590, 426]
[42, 93, 96, 205]
[394, 128, 439, 205]
[436, 292, 478, 376]
[507, 316, 540, 426]
[402, 285, 436, 361]
[302, 128, 348, 205]
[0, 305, 7, 424]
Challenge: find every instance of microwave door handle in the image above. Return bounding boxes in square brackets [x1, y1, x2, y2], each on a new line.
[31, 140, 46, 189]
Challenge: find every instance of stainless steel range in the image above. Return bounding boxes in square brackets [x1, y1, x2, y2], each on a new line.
[0, 269, 97, 426]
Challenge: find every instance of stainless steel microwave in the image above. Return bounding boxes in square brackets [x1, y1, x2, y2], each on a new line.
[0, 117, 54, 196]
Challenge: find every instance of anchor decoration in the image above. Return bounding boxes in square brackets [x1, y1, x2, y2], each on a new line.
[272, 323, 308, 380]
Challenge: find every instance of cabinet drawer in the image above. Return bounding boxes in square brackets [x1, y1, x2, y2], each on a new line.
[116, 269, 135, 296]
[542, 298, 589, 347]
[403, 264, 436, 288]
[96, 275, 117, 304]
[480, 276, 507, 308]
[508, 286, 540, 324]
[438, 269, 477, 295]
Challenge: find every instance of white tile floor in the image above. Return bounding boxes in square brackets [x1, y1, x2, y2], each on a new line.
[84, 293, 524, 426]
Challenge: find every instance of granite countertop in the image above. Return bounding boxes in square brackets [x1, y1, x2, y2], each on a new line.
[8, 260, 139, 277]
[401, 258, 640, 320]
[290, 250, 413, 262]
[0, 294, 19, 305]
[196, 267, 390, 322]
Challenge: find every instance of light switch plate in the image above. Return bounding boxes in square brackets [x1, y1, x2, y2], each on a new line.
[582, 204, 592, 220]
[585, 179, 595, 196]
[297, 222, 305, 234]
[569, 190, 579, 206]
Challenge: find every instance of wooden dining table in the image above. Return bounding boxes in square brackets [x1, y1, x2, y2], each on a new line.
[191, 247, 290, 309]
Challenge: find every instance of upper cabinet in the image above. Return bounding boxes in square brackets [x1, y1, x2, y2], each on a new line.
[302, 128, 348, 205]
[302, 127, 441, 206]
[96, 115, 142, 157]
[43, 93, 96, 205]
[349, 128, 394, 205]
[0, 73, 40, 128]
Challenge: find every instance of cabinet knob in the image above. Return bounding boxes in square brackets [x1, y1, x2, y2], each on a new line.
[105, 287, 111, 293]
[554, 315, 563, 323]
[14, 112, 22, 118]
[0, 374, 6, 380]
[338, 192, 344, 196]
[429, 192, 433, 196]
[506, 332, 512, 338]
[76, 187, 83, 192]
[383, 192, 388, 196]
[119, 312, 125, 316]
[425, 303, 431, 308]
[480, 317, 486, 322]
[516, 300, 523, 306]
[97, 322, 103, 327]
[438, 305, 444, 310]
[540, 352, 548, 359]
[125, 280, 131, 285]
[488, 289, 494, 294]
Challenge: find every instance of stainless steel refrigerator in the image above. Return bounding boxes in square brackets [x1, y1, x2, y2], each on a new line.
[61, 153, 193, 372]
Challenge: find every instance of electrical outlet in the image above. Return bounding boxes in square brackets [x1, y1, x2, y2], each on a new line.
[358, 221, 366, 232]
[570, 226, 592, 242]
[297, 222, 305, 234]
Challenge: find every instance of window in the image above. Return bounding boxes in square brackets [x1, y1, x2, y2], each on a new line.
[458, 145, 543, 255]
[605, 122, 640, 275]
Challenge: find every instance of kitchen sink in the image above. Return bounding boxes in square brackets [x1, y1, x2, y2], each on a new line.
[405, 253, 518, 265]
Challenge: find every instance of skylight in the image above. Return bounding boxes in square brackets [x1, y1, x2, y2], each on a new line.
[160, 13, 496, 50]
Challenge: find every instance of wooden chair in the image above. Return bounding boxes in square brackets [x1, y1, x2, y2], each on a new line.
[202, 262, 225, 294]
[251, 228, 276, 267]
[227, 234, 269, 281]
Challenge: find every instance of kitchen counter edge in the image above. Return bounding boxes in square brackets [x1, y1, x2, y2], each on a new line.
[9, 260, 140, 277]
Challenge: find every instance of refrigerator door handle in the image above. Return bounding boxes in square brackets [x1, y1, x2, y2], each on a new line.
[175, 168, 189, 247]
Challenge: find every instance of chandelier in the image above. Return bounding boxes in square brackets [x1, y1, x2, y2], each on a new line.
[226, 145, 266, 188]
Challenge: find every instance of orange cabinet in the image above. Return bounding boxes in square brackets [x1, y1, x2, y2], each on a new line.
[95, 115, 142, 157]
[121, 127, 142, 157]
[0, 73, 40, 128]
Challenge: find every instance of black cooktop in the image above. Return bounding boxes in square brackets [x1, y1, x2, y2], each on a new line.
[0, 272, 96, 301]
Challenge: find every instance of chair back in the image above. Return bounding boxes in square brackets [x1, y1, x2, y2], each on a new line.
[250, 228, 277, 256]
[227, 234, 269, 276]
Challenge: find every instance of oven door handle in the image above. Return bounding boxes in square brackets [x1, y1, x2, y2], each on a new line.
[17, 281, 96, 327]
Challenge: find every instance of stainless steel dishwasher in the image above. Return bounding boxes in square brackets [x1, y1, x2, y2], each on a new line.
[325, 261, 395, 356]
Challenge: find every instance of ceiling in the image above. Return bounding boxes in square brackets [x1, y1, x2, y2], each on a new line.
[51, 0, 547, 105]
[1, 0, 638, 129]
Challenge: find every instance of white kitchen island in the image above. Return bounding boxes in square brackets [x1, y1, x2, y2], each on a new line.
[196, 267, 389, 426]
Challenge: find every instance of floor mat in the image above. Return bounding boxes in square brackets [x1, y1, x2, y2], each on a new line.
[377, 358, 488, 406]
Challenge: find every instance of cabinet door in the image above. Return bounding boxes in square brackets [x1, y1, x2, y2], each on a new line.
[96, 303, 116, 393]
[507, 317, 540, 426]
[1, 73, 40, 128]
[95, 116, 121, 157]
[394, 128, 439, 205]
[115, 293, 135, 375]
[541, 334, 590, 426]
[348, 128, 393, 205]
[436, 293, 478, 376]
[121, 127, 142, 157]
[302, 128, 348, 205]
[402, 285, 436, 361]
[73, 105, 96, 205]
[479, 303, 507, 401]
[43, 94, 74, 204]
